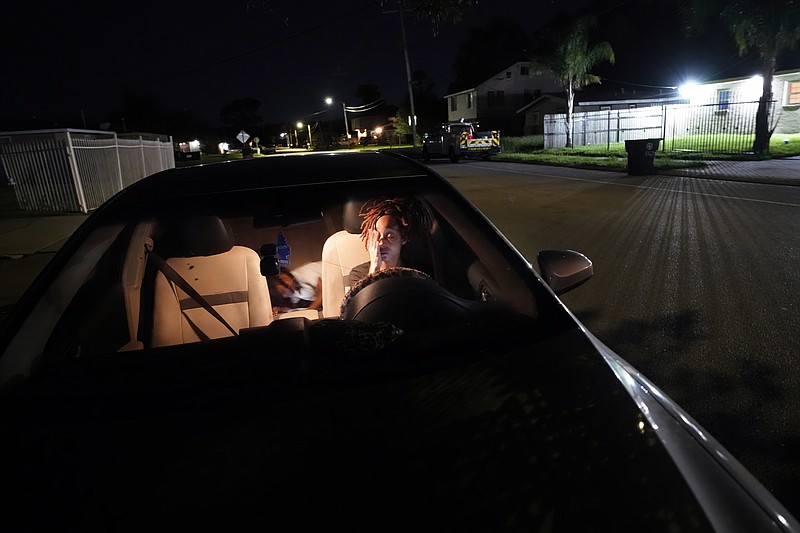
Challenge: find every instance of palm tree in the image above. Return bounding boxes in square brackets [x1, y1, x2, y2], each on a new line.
[681, 0, 800, 155]
[534, 16, 615, 148]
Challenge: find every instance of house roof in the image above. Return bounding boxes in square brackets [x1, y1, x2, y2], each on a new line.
[692, 67, 800, 86]
[576, 94, 686, 107]
[444, 61, 536, 98]
[516, 94, 566, 114]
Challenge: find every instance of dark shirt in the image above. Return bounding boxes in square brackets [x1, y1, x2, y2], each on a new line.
[347, 261, 370, 292]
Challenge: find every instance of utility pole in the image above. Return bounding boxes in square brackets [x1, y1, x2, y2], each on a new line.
[385, 3, 419, 147]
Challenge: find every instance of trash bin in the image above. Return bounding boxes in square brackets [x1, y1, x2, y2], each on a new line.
[624, 138, 661, 175]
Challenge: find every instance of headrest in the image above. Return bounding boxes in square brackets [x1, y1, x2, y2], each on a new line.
[343, 198, 367, 234]
[162, 215, 234, 257]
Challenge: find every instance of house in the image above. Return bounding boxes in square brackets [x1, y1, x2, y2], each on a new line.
[444, 61, 564, 136]
[349, 104, 399, 143]
[517, 94, 568, 135]
[673, 68, 800, 135]
[543, 68, 800, 150]
[574, 93, 686, 113]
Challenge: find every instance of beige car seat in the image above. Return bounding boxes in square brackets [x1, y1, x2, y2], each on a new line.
[321, 200, 370, 318]
[151, 215, 272, 347]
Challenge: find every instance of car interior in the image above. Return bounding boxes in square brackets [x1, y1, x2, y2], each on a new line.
[1, 181, 545, 385]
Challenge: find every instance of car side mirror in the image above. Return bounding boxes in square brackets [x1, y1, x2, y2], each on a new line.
[537, 249, 593, 295]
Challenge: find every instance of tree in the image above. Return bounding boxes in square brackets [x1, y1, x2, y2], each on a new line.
[355, 84, 382, 106]
[533, 16, 614, 148]
[395, 70, 446, 140]
[219, 98, 263, 132]
[380, 0, 479, 34]
[680, 0, 800, 155]
[105, 93, 164, 133]
[449, 18, 531, 93]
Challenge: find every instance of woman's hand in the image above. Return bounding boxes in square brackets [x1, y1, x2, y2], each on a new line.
[368, 231, 382, 274]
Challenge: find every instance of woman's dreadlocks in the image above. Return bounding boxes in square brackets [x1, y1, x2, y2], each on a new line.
[358, 197, 433, 245]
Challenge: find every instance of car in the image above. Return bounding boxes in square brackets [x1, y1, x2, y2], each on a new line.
[0, 152, 796, 532]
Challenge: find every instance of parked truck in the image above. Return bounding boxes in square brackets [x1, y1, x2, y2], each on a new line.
[422, 121, 500, 163]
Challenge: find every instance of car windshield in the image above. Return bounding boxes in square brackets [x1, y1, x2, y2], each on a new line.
[0, 174, 555, 386]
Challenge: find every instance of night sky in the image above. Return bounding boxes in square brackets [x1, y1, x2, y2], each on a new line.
[3, 0, 799, 131]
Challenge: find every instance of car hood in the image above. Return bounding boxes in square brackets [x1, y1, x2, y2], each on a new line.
[0, 324, 794, 531]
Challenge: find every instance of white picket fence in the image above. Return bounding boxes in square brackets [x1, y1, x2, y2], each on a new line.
[0, 129, 174, 213]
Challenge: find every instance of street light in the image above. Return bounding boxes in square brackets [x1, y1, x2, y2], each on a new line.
[325, 97, 350, 144]
[296, 121, 312, 149]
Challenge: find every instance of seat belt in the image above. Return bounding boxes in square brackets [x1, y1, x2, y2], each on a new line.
[146, 245, 239, 337]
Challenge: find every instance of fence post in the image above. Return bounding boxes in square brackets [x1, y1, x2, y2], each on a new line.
[139, 136, 146, 180]
[114, 132, 124, 191]
[65, 131, 88, 213]
[157, 136, 164, 170]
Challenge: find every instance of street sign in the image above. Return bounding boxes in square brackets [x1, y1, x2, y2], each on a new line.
[237, 130, 250, 144]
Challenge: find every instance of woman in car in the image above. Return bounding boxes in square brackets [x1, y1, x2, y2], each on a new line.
[346, 197, 433, 289]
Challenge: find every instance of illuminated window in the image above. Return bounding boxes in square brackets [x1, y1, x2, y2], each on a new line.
[718, 89, 731, 111]
[787, 81, 800, 105]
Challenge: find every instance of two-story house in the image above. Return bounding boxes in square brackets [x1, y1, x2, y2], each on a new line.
[444, 61, 564, 136]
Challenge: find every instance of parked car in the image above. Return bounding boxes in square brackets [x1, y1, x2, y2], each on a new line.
[0, 152, 796, 532]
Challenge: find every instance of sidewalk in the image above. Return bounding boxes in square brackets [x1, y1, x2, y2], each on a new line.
[663, 155, 800, 186]
[0, 186, 88, 308]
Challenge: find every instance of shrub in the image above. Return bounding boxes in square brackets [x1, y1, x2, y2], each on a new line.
[501, 135, 544, 153]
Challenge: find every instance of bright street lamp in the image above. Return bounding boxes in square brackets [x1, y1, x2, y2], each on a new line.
[296, 121, 312, 148]
[325, 97, 350, 143]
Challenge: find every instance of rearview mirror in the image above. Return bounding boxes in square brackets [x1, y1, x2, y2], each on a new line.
[537, 250, 593, 295]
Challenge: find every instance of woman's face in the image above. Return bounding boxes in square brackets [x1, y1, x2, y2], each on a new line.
[373, 215, 405, 268]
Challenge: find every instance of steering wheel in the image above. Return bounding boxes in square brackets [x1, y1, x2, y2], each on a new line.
[340, 267, 481, 331]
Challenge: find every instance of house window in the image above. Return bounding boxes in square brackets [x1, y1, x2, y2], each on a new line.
[787, 81, 800, 105]
[450, 97, 457, 112]
[488, 90, 505, 108]
[506, 71, 512, 78]
[718, 89, 731, 111]
[520, 65, 530, 76]
[532, 111, 540, 125]
[467, 92, 474, 109]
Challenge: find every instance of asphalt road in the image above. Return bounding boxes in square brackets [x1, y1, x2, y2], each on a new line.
[433, 160, 800, 516]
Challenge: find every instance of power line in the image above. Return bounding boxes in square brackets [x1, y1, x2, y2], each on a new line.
[345, 98, 387, 113]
